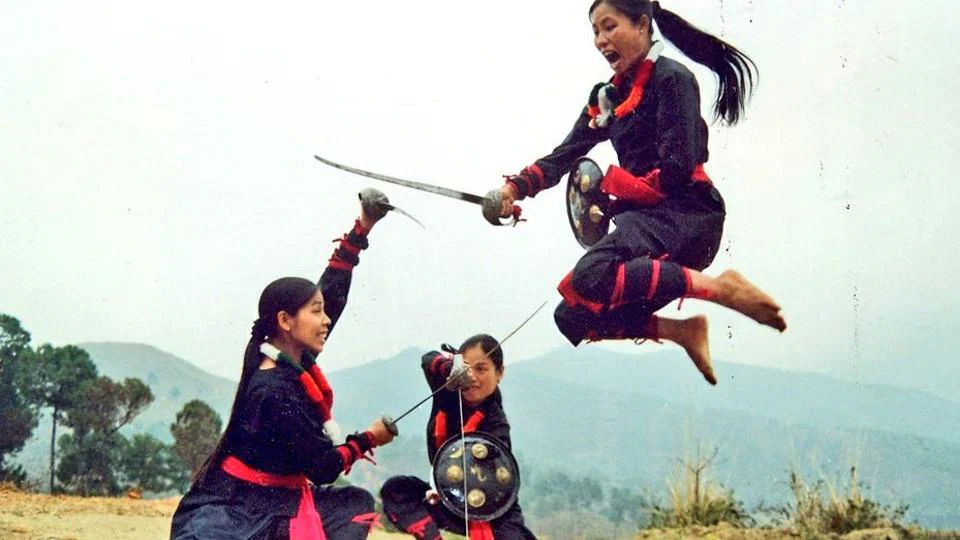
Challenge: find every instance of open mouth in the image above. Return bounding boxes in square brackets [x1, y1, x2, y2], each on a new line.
[602, 50, 621, 65]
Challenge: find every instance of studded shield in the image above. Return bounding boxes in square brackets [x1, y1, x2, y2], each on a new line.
[565, 157, 611, 249]
[431, 432, 521, 521]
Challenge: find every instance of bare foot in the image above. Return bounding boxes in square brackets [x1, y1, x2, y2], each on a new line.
[714, 270, 787, 332]
[661, 315, 716, 385]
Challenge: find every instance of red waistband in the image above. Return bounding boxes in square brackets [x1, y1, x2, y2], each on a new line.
[691, 164, 711, 184]
[222, 456, 307, 490]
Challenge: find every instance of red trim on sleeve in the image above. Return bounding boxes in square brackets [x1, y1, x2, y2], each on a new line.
[327, 259, 354, 272]
[362, 430, 377, 449]
[513, 173, 533, 196]
[428, 354, 446, 376]
[645, 260, 661, 300]
[505, 179, 521, 199]
[339, 240, 361, 256]
[352, 219, 371, 236]
[347, 440, 363, 457]
[337, 446, 355, 474]
[527, 164, 545, 192]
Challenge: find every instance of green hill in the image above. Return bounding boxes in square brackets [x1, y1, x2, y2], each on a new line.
[11, 342, 960, 528]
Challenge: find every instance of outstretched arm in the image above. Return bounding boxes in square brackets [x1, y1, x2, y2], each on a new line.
[318, 208, 381, 336]
[501, 107, 609, 204]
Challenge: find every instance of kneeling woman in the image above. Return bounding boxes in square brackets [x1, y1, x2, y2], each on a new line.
[171, 203, 395, 540]
[380, 335, 536, 540]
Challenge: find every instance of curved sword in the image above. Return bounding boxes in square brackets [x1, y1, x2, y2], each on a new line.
[314, 155, 522, 226]
[317, 155, 485, 205]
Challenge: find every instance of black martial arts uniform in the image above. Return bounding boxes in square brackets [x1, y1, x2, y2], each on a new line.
[170, 220, 381, 540]
[379, 352, 535, 540]
[507, 54, 726, 345]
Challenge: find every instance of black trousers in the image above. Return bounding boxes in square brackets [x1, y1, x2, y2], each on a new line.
[555, 184, 725, 345]
[381, 475, 536, 540]
[171, 471, 377, 540]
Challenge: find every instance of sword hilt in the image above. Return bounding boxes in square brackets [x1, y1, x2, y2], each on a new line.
[381, 414, 399, 437]
[482, 189, 525, 227]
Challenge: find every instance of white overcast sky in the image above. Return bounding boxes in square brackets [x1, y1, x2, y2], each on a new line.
[2, 1, 958, 399]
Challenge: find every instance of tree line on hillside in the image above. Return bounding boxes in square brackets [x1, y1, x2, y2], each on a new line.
[0, 313, 928, 535]
[0, 314, 222, 495]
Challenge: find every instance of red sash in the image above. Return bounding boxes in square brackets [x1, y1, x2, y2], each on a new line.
[222, 456, 326, 540]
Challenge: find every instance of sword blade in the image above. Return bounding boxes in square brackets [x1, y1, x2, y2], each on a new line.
[388, 300, 549, 426]
[384, 204, 426, 229]
[315, 155, 485, 206]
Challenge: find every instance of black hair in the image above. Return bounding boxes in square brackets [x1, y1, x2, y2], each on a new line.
[457, 333, 504, 372]
[589, 0, 758, 124]
[193, 277, 319, 484]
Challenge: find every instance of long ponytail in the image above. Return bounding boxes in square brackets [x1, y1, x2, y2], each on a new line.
[590, 0, 758, 124]
[191, 277, 319, 485]
[191, 324, 269, 484]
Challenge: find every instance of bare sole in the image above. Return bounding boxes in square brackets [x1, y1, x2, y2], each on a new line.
[716, 270, 787, 332]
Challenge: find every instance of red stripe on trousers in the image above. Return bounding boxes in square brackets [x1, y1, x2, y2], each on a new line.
[645, 260, 661, 300]
[610, 263, 626, 308]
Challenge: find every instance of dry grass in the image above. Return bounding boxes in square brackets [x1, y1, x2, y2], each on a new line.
[0, 488, 179, 540]
[0, 488, 403, 540]
[0, 486, 953, 540]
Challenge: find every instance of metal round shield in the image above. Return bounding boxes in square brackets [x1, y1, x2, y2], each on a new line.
[565, 157, 611, 249]
[431, 431, 520, 521]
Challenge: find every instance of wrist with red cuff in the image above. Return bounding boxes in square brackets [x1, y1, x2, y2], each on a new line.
[336, 431, 377, 474]
[328, 219, 371, 271]
[427, 350, 455, 381]
[504, 164, 544, 200]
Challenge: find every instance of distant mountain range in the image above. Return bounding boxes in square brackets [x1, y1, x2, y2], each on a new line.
[13, 342, 960, 528]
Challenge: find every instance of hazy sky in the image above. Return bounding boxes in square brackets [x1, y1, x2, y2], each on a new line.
[2, 1, 958, 399]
